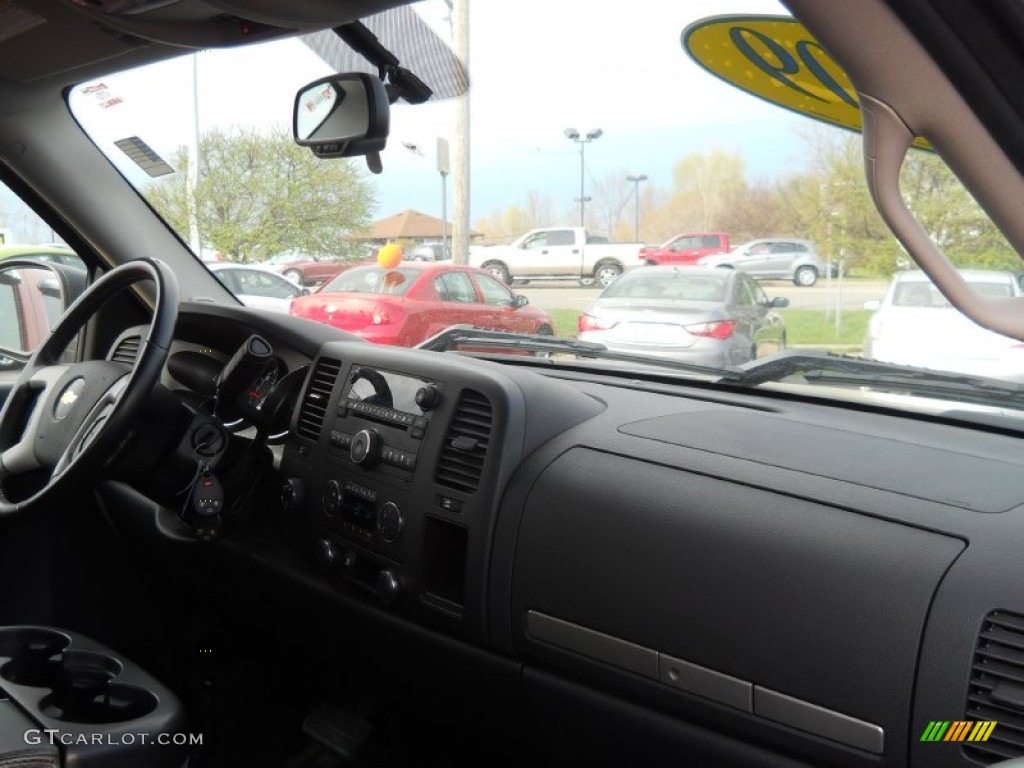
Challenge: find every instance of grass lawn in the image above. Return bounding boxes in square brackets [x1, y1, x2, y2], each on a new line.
[549, 306, 870, 356]
[777, 308, 870, 354]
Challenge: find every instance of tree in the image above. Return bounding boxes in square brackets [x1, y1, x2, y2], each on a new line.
[144, 127, 378, 261]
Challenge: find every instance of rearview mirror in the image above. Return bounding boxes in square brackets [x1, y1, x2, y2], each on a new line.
[514, 294, 529, 308]
[863, 299, 882, 312]
[770, 297, 790, 308]
[293, 73, 390, 172]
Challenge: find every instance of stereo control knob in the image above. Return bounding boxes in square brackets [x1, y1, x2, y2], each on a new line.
[349, 429, 380, 466]
[376, 569, 401, 605]
[415, 385, 441, 411]
[322, 479, 341, 516]
[317, 539, 336, 572]
[281, 478, 304, 512]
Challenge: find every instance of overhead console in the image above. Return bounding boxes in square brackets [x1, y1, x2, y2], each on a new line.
[278, 341, 604, 642]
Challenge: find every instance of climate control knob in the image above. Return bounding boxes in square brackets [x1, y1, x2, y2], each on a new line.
[377, 502, 403, 543]
[316, 539, 336, 572]
[322, 479, 341, 516]
[349, 429, 380, 466]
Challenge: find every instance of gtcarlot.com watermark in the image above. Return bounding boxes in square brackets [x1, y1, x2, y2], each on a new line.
[25, 730, 203, 747]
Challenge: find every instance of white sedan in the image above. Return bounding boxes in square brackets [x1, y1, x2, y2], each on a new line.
[208, 263, 308, 314]
[864, 270, 1024, 380]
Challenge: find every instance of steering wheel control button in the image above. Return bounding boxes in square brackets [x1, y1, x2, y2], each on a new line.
[322, 479, 341, 516]
[53, 377, 85, 420]
[377, 502, 403, 543]
[349, 429, 380, 466]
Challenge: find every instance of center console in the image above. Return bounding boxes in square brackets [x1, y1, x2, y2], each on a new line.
[278, 341, 605, 643]
[279, 345, 508, 641]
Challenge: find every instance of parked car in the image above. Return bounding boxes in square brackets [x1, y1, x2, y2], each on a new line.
[0, 244, 85, 270]
[208, 263, 308, 314]
[639, 232, 731, 266]
[699, 238, 827, 286]
[289, 262, 553, 346]
[410, 242, 451, 262]
[262, 250, 352, 286]
[469, 226, 642, 287]
[864, 270, 1024, 380]
[577, 266, 788, 367]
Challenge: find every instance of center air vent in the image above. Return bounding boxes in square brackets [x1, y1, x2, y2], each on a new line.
[296, 357, 341, 441]
[964, 610, 1024, 764]
[109, 335, 141, 365]
[435, 389, 492, 493]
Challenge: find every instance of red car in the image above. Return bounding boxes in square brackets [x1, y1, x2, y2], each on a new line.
[289, 262, 555, 346]
[639, 232, 731, 266]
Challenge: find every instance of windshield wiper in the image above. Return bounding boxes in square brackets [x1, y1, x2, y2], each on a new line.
[724, 350, 1024, 404]
[417, 325, 728, 377]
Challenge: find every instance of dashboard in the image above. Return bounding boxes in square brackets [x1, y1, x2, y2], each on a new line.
[104, 303, 1024, 768]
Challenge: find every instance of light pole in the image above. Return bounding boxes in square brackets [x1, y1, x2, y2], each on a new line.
[565, 127, 602, 227]
[626, 173, 647, 241]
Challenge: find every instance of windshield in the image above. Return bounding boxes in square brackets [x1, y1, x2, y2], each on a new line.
[65, 0, 1024, 420]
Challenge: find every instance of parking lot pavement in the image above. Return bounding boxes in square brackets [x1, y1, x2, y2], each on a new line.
[515, 279, 890, 313]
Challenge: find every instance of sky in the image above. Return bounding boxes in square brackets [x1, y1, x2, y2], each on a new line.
[39, 0, 814, 245]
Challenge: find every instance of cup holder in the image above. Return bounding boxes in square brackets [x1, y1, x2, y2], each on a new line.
[0, 627, 71, 687]
[0, 633, 159, 724]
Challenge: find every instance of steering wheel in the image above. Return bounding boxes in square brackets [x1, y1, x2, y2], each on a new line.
[0, 259, 178, 519]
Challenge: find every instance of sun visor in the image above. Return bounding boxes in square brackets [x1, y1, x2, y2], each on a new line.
[301, 5, 468, 102]
[682, 15, 930, 151]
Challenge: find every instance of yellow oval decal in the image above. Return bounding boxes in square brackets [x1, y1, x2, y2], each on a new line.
[683, 15, 931, 150]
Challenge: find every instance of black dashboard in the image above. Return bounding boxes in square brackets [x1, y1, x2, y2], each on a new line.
[105, 304, 1024, 768]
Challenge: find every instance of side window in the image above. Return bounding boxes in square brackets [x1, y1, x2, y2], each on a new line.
[547, 230, 576, 247]
[213, 269, 237, 293]
[522, 232, 548, 249]
[771, 242, 798, 253]
[435, 272, 476, 303]
[735, 277, 758, 307]
[702, 235, 722, 248]
[235, 270, 298, 299]
[474, 273, 514, 306]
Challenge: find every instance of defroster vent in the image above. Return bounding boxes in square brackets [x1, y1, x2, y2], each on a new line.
[964, 610, 1024, 763]
[296, 357, 341, 441]
[109, 336, 141, 365]
[435, 389, 492, 493]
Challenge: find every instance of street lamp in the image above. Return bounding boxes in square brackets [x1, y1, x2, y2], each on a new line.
[626, 173, 648, 241]
[565, 127, 603, 227]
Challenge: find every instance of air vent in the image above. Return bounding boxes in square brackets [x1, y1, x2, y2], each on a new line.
[109, 336, 141, 365]
[296, 357, 341, 441]
[964, 610, 1024, 764]
[435, 389, 492, 493]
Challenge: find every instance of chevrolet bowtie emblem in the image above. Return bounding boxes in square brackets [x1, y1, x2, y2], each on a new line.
[53, 378, 85, 421]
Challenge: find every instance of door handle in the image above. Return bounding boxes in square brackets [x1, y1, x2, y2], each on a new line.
[541, 249, 548, 254]
[572, 249, 580, 254]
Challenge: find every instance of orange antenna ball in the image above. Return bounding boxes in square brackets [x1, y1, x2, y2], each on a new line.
[377, 244, 403, 269]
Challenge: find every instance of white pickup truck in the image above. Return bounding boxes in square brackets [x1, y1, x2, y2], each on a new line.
[469, 227, 642, 288]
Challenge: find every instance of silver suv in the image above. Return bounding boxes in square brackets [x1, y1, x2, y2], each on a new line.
[698, 238, 826, 287]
